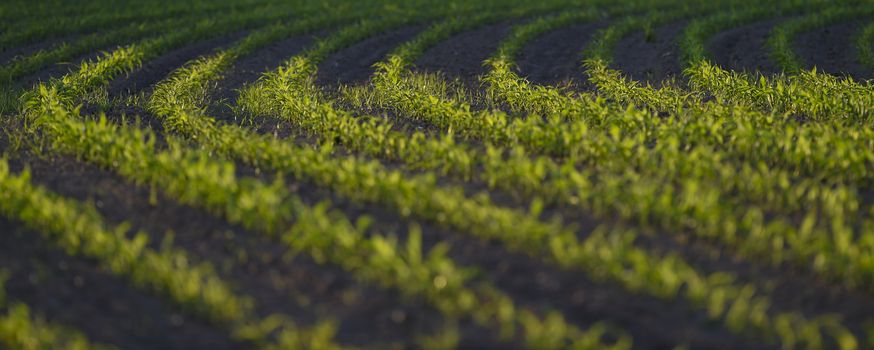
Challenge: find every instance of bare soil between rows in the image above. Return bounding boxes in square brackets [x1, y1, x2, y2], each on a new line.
[0, 219, 241, 350]
[5, 12, 874, 350]
[199, 28, 754, 348]
[794, 19, 872, 79]
[516, 22, 603, 90]
[306, 22, 874, 346]
[4, 152, 493, 349]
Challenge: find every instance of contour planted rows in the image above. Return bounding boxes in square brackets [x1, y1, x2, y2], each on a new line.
[1, 0, 874, 349]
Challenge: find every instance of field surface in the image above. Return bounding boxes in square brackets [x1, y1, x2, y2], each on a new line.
[1, 0, 874, 349]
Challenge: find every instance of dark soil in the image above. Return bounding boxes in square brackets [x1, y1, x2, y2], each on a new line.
[12, 31, 244, 92]
[307, 21, 874, 346]
[5, 42, 524, 341]
[233, 150, 761, 349]
[79, 32, 250, 138]
[516, 22, 603, 89]
[611, 21, 687, 85]
[428, 226, 764, 350]
[433, 159, 874, 349]
[0, 219, 241, 350]
[414, 22, 513, 86]
[5, 153, 504, 349]
[224, 83, 751, 347]
[278, 171, 764, 349]
[13, 50, 106, 90]
[794, 19, 872, 80]
[708, 19, 783, 75]
[641, 226, 874, 341]
[426, 152, 874, 346]
[0, 35, 72, 66]
[317, 26, 423, 86]
[208, 34, 316, 123]
[7, 9, 874, 349]
[107, 32, 247, 98]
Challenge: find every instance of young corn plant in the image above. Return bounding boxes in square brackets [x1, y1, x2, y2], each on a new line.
[239, 14, 863, 349]
[18, 11, 633, 349]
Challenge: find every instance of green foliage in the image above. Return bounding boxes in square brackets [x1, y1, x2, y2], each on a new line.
[0, 303, 111, 350]
[767, 6, 874, 73]
[155, 36, 629, 350]
[237, 9, 867, 349]
[6, 0, 874, 348]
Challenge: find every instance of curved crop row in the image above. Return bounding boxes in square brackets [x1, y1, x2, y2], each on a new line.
[2, 12, 224, 86]
[17, 11, 632, 350]
[238, 11, 865, 349]
[6, 1, 874, 349]
[767, 5, 874, 73]
[358, 10, 874, 302]
[0, 159, 344, 349]
[681, 8, 874, 123]
[146, 24, 633, 350]
[459, 6, 874, 296]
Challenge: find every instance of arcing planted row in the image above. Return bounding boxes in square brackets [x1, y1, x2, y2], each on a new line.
[17, 7, 632, 349]
[0, 157, 345, 349]
[241, 14, 861, 348]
